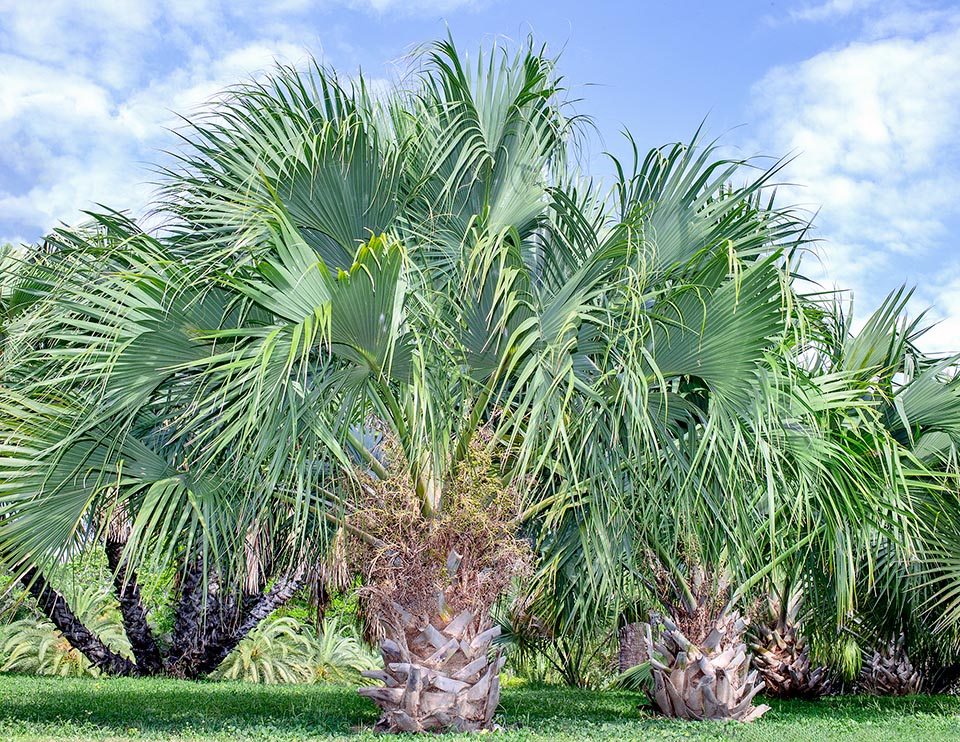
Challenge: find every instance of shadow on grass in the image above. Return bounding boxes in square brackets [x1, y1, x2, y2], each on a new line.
[0, 676, 657, 738]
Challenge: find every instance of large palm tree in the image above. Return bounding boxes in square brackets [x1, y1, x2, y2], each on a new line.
[2, 38, 813, 730]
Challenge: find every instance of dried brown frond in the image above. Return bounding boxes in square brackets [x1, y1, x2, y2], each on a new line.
[346, 435, 531, 637]
[650, 561, 731, 645]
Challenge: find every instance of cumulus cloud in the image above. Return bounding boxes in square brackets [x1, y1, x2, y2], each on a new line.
[0, 0, 488, 245]
[352, 0, 485, 13]
[0, 37, 314, 240]
[0, 2, 301, 241]
[788, 0, 883, 22]
[748, 8, 960, 351]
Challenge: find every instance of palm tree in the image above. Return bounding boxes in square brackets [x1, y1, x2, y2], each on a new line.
[733, 287, 960, 699]
[0, 242, 50, 354]
[825, 289, 960, 695]
[2, 37, 814, 730]
[0, 221, 310, 679]
[743, 291, 928, 699]
[537, 284, 938, 715]
[749, 584, 837, 699]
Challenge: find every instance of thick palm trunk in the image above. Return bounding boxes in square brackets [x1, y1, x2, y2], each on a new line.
[166, 563, 305, 679]
[105, 538, 164, 675]
[636, 613, 769, 722]
[858, 641, 921, 695]
[348, 443, 528, 732]
[359, 599, 504, 732]
[191, 572, 305, 676]
[749, 623, 835, 699]
[165, 558, 207, 678]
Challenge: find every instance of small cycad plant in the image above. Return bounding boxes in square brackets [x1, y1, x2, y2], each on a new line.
[311, 617, 379, 683]
[0, 584, 130, 676]
[215, 616, 316, 684]
[214, 614, 377, 684]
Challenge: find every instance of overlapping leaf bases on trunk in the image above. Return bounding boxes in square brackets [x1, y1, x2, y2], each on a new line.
[348, 437, 530, 732]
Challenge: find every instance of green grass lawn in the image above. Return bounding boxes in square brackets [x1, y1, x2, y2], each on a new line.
[0, 674, 958, 741]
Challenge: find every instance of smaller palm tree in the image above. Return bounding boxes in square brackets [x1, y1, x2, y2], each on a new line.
[749, 584, 836, 699]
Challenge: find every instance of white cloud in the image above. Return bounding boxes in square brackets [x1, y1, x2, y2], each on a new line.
[862, 6, 960, 38]
[0, 0, 167, 89]
[911, 262, 960, 355]
[0, 0, 489, 245]
[0, 2, 321, 243]
[789, 0, 882, 22]
[0, 53, 149, 235]
[120, 41, 312, 136]
[352, 0, 483, 12]
[748, 13, 960, 352]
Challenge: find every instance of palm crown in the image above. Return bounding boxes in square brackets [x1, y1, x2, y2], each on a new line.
[1, 38, 808, 571]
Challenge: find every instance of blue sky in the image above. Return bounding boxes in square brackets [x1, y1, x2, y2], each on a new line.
[2, 0, 959, 350]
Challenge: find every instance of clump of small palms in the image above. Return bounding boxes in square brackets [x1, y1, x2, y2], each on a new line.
[786, 288, 960, 696]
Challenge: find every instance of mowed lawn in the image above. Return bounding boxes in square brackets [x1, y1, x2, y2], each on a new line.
[0, 674, 959, 741]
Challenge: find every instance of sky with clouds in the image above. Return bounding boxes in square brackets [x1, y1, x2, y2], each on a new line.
[2, 0, 958, 351]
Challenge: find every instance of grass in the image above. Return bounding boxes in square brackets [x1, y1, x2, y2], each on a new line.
[0, 674, 958, 741]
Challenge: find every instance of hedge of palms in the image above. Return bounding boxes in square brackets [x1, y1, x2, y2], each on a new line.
[2, 36, 960, 732]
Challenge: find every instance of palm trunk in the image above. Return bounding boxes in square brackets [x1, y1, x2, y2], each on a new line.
[165, 558, 206, 678]
[347, 444, 528, 732]
[749, 622, 835, 699]
[637, 613, 769, 722]
[918, 659, 960, 694]
[192, 572, 305, 676]
[359, 596, 504, 732]
[20, 567, 138, 677]
[165, 561, 304, 679]
[858, 640, 922, 695]
[618, 622, 645, 673]
[105, 538, 164, 675]
[18, 547, 303, 681]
